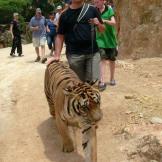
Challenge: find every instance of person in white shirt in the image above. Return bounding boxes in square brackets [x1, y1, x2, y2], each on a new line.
[54, 5, 63, 26]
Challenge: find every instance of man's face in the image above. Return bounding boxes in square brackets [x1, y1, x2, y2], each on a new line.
[94, 0, 104, 8]
[49, 14, 54, 20]
[36, 11, 41, 17]
[57, 9, 62, 13]
[15, 15, 19, 19]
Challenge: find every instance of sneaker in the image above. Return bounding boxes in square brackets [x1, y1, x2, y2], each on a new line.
[10, 53, 15, 57]
[34, 56, 41, 62]
[18, 53, 24, 57]
[41, 57, 47, 64]
[110, 80, 116, 86]
[98, 82, 107, 92]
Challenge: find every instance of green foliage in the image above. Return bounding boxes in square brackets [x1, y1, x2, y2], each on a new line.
[19, 15, 26, 33]
[0, 0, 67, 46]
[0, 0, 32, 23]
[0, 0, 67, 24]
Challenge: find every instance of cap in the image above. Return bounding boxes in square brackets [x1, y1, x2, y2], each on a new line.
[56, 5, 62, 10]
[36, 8, 41, 13]
[13, 13, 19, 17]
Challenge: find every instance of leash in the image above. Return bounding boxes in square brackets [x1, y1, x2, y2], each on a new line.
[91, 23, 95, 82]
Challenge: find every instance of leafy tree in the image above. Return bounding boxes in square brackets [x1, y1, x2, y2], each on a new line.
[0, 0, 32, 23]
[0, 0, 66, 24]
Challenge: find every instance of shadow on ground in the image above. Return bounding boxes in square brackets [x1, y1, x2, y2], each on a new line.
[37, 117, 84, 162]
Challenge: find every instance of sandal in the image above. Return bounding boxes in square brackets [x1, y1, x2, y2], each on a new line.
[110, 80, 116, 86]
[98, 82, 107, 92]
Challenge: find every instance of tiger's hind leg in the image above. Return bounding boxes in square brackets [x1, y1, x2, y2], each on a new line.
[55, 116, 74, 152]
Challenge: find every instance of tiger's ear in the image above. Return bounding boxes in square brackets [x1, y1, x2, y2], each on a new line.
[63, 81, 76, 96]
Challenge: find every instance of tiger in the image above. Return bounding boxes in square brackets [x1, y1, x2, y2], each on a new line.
[44, 61, 102, 162]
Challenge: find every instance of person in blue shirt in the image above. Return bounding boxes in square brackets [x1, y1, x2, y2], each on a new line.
[46, 12, 57, 56]
[29, 8, 47, 63]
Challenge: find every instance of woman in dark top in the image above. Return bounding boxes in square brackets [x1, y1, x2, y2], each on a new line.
[10, 13, 22, 57]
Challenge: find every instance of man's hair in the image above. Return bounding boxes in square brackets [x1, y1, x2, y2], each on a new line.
[107, 0, 114, 4]
[49, 12, 56, 16]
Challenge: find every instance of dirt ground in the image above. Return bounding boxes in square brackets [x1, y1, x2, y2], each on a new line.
[0, 44, 162, 162]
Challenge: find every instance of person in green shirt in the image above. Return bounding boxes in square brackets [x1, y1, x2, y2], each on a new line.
[94, 0, 118, 91]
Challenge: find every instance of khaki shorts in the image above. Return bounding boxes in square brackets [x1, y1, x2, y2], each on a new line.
[32, 36, 46, 47]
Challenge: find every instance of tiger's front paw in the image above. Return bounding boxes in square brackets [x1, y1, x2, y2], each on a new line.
[62, 140, 74, 152]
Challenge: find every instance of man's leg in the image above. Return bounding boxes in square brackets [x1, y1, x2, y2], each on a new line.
[10, 36, 16, 56]
[99, 59, 107, 84]
[47, 35, 54, 56]
[41, 45, 45, 58]
[86, 52, 100, 82]
[35, 47, 39, 56]
[50, 36, 55, 56]
[108, 48, 117, 85]
[67, 55, 85, 81]
[17, 36, 22, 56]
[47, 35, 52, 50]
[109, 60, 116, 85]
[33, 37, 41, 62]
[35, 47, 41, 62]
[40, 37, 47, 63]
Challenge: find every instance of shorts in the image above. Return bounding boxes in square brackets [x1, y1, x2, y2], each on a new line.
[99, 48, 118, 61]
[67, 52, 100, 82]
[32, 36, 46, 47]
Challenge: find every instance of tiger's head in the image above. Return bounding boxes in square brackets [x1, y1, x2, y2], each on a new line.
[63, 82, 103, 127]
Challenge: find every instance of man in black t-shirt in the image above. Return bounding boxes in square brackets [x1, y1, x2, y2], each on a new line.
[10, 13, 22, 57]
[48, 0, 105, 82]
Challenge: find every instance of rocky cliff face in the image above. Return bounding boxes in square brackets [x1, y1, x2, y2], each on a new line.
[115, 0, 162, 59]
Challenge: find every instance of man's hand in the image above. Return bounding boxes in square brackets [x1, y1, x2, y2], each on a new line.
[89, 18, 100, 26]
[32, 26, 39, 31]
[89, 18, 105, 32]
[47, 54, 60, 65]
[47, 28, 50, 33]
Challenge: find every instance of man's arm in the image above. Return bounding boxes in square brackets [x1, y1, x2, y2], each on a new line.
[10, 24, 14, 38]
[54, 34, 64, 59]
[103, 16, 116, 26]
[89, 18, 105, 32]
[90, 7, 105, 32]
[46, 25, 50, 33]
[93, 18, 105, 32]
[47, 34, 64, 64]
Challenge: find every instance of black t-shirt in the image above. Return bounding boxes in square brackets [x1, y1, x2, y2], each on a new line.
[58, 5, 103, 55]
[11, 20, 21, 36]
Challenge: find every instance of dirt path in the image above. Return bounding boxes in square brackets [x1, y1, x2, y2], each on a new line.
[0, 44, 162, 162]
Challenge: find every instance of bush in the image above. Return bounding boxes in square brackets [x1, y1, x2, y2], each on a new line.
[0, 0, 32, 24]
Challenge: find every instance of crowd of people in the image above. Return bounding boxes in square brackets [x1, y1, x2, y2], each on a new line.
[10, 0, 118, 92]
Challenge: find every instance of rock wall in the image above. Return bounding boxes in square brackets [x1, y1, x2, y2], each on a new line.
[0, 25, 12, 48]
[0, 24, 32, 49]
[115, 0, 162, 59]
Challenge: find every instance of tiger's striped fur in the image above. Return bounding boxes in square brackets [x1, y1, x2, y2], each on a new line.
[44, 61, 102, 161]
